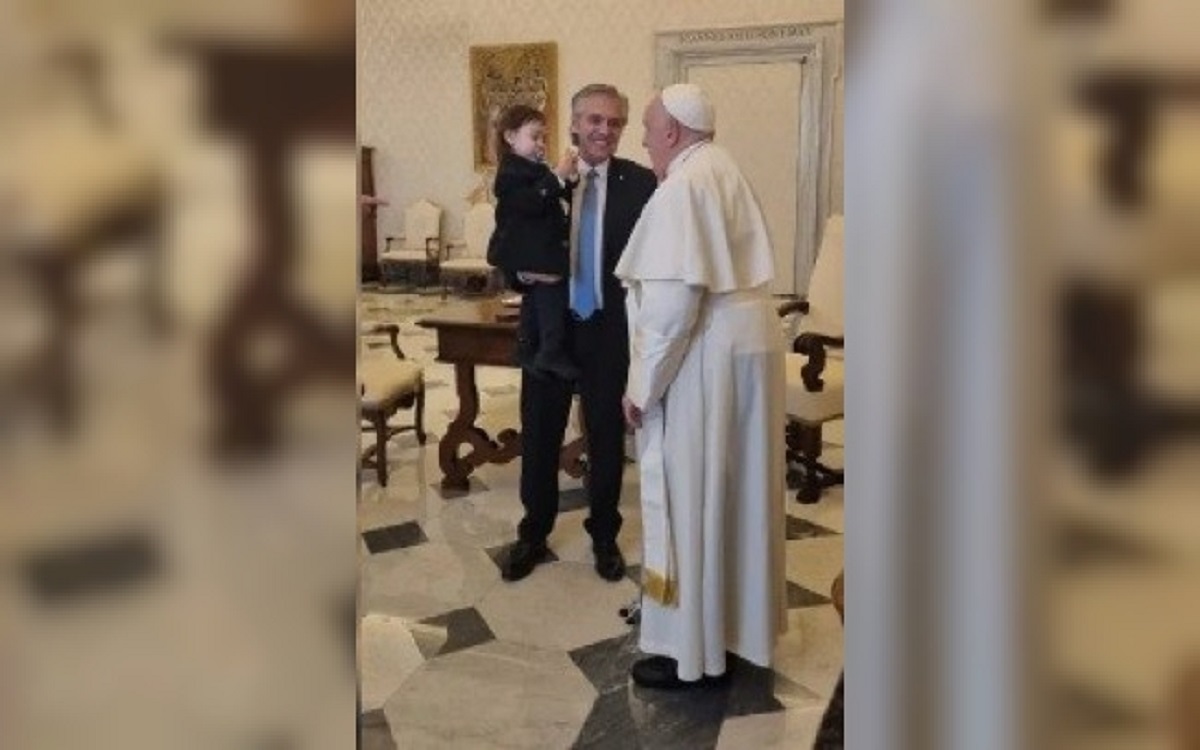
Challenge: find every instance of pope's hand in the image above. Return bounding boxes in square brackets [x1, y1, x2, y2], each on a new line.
[622, 396, 643, 432]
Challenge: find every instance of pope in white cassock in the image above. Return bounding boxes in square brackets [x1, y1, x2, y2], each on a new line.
[616, 83, 788, 689]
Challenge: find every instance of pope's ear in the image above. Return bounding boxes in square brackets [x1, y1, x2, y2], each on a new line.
[667, 119, 682, 145]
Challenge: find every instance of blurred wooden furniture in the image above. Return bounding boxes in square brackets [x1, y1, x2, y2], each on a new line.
[359, 323, 426, 486]
[180, 36, 356, 453]
[1, 43, 169, 432]
[779, 214, 845, 503]
[1077, 69, 1200, 208]
[832, 569, 844, 623]
[416, 299, 584, 492]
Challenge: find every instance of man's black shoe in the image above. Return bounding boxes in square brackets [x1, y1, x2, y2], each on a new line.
[593, 544, 626, 582]
[501, 540, 549, 581]
[630, 656, 730, 690]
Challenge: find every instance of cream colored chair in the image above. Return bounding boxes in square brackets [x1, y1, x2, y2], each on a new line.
[379, 199, 443, 287]
[779, 214, 844, 503]
[440, 201, 497, 296]
[359, 323, 426, 487]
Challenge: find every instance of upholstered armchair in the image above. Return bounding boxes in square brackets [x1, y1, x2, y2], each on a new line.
[440, 201, 497, 297]
[779, 214, 845, 503]
[379, 199, 443, 288]
[359, 323, 426, 487]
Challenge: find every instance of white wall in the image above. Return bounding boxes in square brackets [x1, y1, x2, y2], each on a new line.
[358, 0, 843, 255]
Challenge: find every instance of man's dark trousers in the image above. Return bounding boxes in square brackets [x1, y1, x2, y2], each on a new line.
[517, 304, 628, 546]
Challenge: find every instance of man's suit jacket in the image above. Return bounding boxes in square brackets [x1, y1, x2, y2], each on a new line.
[568, 156, 658, 327]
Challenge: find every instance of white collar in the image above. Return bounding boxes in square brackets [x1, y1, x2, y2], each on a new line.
[667, 140, 709, 176]
[577, 158, 610, 180]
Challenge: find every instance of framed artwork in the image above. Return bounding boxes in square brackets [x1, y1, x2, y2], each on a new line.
[469, 42, 558, 170]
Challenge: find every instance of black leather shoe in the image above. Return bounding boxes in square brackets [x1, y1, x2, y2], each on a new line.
[501, 540, 549, 581]
[593, 544, 626, 582]
[630, 656, 730, 690]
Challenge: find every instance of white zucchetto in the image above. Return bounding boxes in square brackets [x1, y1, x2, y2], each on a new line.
[660, 83, 715, 133]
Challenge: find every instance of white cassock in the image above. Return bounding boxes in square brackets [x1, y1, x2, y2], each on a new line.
[615, 141, 787, 682]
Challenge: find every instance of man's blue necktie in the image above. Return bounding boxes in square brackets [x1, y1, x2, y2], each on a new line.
[572, 169, 599, 319]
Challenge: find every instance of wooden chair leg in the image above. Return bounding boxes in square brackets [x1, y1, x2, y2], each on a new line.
[832, 570, 845, 624]
[786, 418, 844, 503]
[798, 473, 822, 504]
[373, 410, 388, 487]
[798, 423, 824, 504]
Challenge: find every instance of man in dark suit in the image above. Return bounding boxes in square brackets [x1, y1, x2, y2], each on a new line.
[502, 83, 658, 582]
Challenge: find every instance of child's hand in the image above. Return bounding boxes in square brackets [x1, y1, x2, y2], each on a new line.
[554, 148, 578, 181]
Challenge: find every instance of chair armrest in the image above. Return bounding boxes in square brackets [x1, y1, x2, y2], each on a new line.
[777, 298, 810, 318]
[363, 322, 405, 359]
[794, 332, 844, 392]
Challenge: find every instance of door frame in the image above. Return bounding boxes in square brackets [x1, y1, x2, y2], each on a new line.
[655, 22, 841, 294]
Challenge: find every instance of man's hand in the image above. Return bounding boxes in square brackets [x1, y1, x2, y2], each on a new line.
[622, 396, 643, 432]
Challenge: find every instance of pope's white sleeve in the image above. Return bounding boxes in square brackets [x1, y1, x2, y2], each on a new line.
[626, 280, 704, 411]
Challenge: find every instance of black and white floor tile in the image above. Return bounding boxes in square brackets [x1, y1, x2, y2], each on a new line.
[359, 292, 845, 748]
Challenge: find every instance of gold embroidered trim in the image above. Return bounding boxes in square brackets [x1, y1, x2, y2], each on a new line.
[642, 569, 678, 607]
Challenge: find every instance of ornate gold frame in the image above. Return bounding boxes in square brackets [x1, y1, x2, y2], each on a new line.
[469, 42, 558, 170]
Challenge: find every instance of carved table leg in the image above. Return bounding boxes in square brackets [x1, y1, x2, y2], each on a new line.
[560, 437, 587, 478]
[439, 363, 480, 491]
[438, 362, 523, 492]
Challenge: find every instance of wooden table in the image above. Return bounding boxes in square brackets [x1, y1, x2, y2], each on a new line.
[417, 298, 585, 492]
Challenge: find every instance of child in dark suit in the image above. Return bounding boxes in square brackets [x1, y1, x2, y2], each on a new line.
[487, 105, 579, 380]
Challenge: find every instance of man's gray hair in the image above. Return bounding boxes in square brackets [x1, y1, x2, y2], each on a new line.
[570, 83, 629, 118]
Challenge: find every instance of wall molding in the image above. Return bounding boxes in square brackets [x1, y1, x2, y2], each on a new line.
[655, 21, 841, 292]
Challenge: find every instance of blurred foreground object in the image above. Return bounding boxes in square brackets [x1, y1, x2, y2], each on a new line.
[1043, 3, 1200, 747]
[0, 40, 169, 434]
[849, 0, 1199, 749]
[1, 2, 357, 748]
[175, 32, 355, 454]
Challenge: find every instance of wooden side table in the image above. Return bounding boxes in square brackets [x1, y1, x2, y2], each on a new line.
[417, 299, 586, 492]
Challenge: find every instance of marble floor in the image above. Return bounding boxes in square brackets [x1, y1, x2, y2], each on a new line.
[358, 289, 845, 749]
